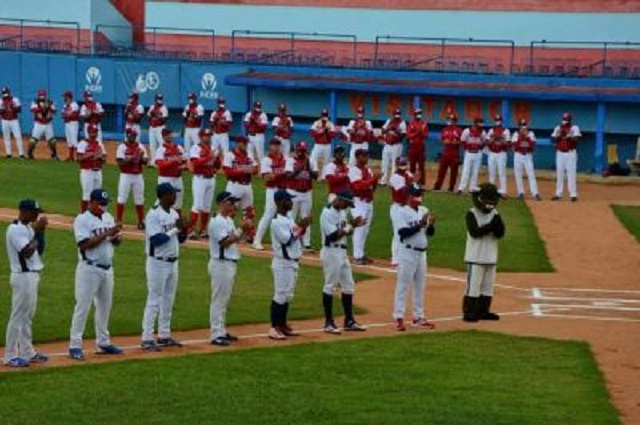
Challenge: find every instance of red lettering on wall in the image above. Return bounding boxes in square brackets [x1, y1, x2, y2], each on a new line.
[420, 96, 436, 120]
[512, 101, 532, 124]
[440, 100, 458, 121]
[386, 95, 403, 116]
[372, 95, 381, 117]
[489, 100, 502, 121]
[465, 99, 483, 121]
[348, 93, 366, 115]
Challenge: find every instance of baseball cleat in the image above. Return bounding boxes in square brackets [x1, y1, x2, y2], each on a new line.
[303, 245, 315, 253]
[251, 242, 265, 251]
[363, 256, 374, 265]
[480, 312, 501, 321]
[352, 258, 367, 266]
[140, 340, 161, 351]
[570, 197, 578, 202]
[395, 318, 406, 331]
[5, 155, 11, 159]
[324, 322, 342, 334]
[278, 324, 299, 337]
[98, 344, 123, 355]
[411, 318, 436, 330]
[463, 314, 479, 323]
[29, 352, 49, 363]
[268, 327, 287, 340]
[69, 348, 86, 360]
[551, 196, 561, 201]
[456, 190, 463, 196]
[157, 337, 182, 347]
[225, 333, 239, 341]
[211, 337, 230, 346]
[534, 194, 542, 201]
[188, 231, 199, 241]
[6, 357, 29, 368]
[137, 222, 146, 230]
[197, 231, 209, 239]
[518, 193, 525, 200]
[344, 320, 367, 332]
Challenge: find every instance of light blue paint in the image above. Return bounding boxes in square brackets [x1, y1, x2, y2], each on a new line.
[91, 0, 132, 45]
[595, 102, 606, 174]
[146, 3, 640, 45]
[0, 0, 90, 27]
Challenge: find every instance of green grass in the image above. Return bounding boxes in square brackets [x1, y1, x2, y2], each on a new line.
[0, 331, 619, 425]
[0, 224, 370, 344]
[611, 205, 640, 243]
[0, 159, 552, 272]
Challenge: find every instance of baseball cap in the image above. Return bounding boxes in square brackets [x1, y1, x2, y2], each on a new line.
[474, 117, 484, 124]
[18, 199, 43, 213]
[336, 190, 355, 207]
[396, 156, 408, 167]
[161, 128, 173, 136]
[274, 189, 295, 203]
[90, 189, 110, 206]
[407, 184, 425, 197]
[125, 127, 138, 137]
[199, 128, 213, 137]
[156, 182, 180, 198]
[295, 141, 308, 152]
[216, 191, 240, 204]
[235, 135, 248, 144]
[355, 148, 369, 157]
[334, 146, 345, 154]
[269, 137, 281, 145]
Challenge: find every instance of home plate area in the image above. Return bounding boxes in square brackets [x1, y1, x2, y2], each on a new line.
[529, 287, 640, 323]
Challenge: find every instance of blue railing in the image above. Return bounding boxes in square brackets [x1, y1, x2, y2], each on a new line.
[0, 17, 81, 52]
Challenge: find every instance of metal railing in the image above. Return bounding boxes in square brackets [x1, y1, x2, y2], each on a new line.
[0, 17, 81, 52]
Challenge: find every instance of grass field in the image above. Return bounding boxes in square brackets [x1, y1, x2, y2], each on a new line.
[611, 205, 640, 243]
[0, 158, 552, 272]
[0, 224, 370, 345]
[0, 331, 619, 425]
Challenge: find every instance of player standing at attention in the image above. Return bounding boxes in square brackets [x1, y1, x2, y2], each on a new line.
[155, 128, 188, 215]
[485, 114, 510, 199]
[393, 184, 436, 331]
[115, 128, 148, 229]
[309, 108, 335, 177]
[322, 146, 350, 202]
[141, 183, 188, 351]
[272, 103, 293, 157]
[182, 93, 204, 154]
[379, 108, 406, 186]
[61, 91, 80, 161]
[457, 118, 487, 194]
[349, 149, 379, 265]
[4, 199, 48, 368]
[268, 189, 310, 341]
[389, 157, 414, 267]
[253, 137, 287, 251]
[433, 114, 463, 192]
[0, 86, 24, 158]
[346, 106, 373, 166]
[244, 101, 268, 162]
[147, 93, 168, 165]
[188, 128, 220, 239]
[406, 108, 428, 185]
[80, 91, 104, 143]
[551, 112, 582, 202]
[69, 189, 123, 360]
[320, 190, 368, 334]
[286, 142, 318, 252]
[511, 119, 541, 201]
[210, 97, 232, 153]
[77, 124, 106, 212]
[124, 92, 144, 142]
[28, 89, 57, 160]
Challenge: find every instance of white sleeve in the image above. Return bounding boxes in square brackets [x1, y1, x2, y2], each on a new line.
[503, 129, 511, 140]
[382, 119, 391, 130]
[182, 106, 188, 117]
[210, 218, 229, 244]
[320, 209, 337, 238]
[399, 121, 407, 133]
[116, 144, 126, 159]
[222, 151, 233, 168]
[146, 211, 162, 238]
[551, 126, 561, 138]
[79, 105, 88, 117]
[243, 112, 250, 122]
[189, 144, 200, 159]
[571, 125, 582, 138]
[74, 215, 92, 243]
[76, 141, 87, 154]
[197, 105, 204, 117]
[366, 121, 373, 130]
[261, 157, 272, 174]
[322, 162, 334, 178]
[272, 220, 294, 244]
[390, 175, 405, 191]
[137, 104, 145, 114]
[347, 120, 355, 130]
[154, 146, 164, 162]
[461, 129, 470, 142]
[284, 157, 294, 173]
[179, 145, 187, 160]
[8, 226, 31, 253]
[529, 131, 537, 142]
[30, 101, 38, 111]
[481, 130, 488, 142]
[72, 102, 79, 112]
[348, 166, 361, 182]
[161, 106, 168, 118]
[271, 116, 280, 127]
[260, 113, 268, 125]
[225, 110, 232, 121]
[96, 103, 104, 113]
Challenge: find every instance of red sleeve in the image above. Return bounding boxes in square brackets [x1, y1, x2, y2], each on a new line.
[191, 157, 208, 168]
[223, 166, 243, 179]
[156, 159, 173, 172]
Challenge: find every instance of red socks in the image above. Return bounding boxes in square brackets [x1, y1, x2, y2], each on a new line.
[116, 203, 125, 222]
[200, 212, 210, 232]
[135, 204, 145, 224]
[80, 200, 88, 212]
[189, 211, 199, 233]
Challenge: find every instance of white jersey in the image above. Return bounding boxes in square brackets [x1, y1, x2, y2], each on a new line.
[79, 102, 104, 119]
[147, 104, 169, 124]
[6, 220, 44, 273]
[190, 143, 219, 161]
[382, 119, 407, 134]
[222, 150, 257, 169]
[208, 214, 240, 261]
[551, 124, 582, 139]
[310, 118, 335, 132]
[145, 205, 181, 259]
[461, 128, 488, 145]
[270, 213, 302, 261]
[182, 103, 204, 119]
[464, 207, 499, 265]
[511, 130, 537, 144]
[243, 111, 268, 126]
[486, 127, 511, 143]
[346, 119, 373, 140]
[74, 210, 116, 266]
[77, 139, 106, 158]
[209, 108, 232, 125]
[389, 171, 410, 192]
[62, 101, 79, 122]
[272, 115, 294, 130]
[116, 142, 148, 162]
[397, 205, 430, 250]
[320, 205, 349, 248]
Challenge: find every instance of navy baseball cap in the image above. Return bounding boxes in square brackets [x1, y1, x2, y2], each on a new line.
[18, 199, 43, 212]
[334, 146, 345, 153]
[274, 189, 295, 203]
[407, 184, 426, 197]
[216, 191, 240, 204]
[90, 189, 110, 205]
[336, 190, 355, 206]
[156, 182, 180, 198]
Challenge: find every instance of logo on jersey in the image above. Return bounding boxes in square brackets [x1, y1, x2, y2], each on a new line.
[199, 72, 218, 100]
[85, 67, 103, 94]
[135, 71, 161, 93]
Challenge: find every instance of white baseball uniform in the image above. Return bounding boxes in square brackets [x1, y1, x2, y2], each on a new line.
[320, 205, 354, 295]
[208, 214, 241, 340]
[62, 101, 80, 149]
[389, 170, 412, 265]
[254, 153, 287, 246]
[1, 96, 24, 156]
[349, 164, 375, 260]
[124, 103, 145, 142]
[190, 143, 217, 214]
[69, 209, 117, 350]
[286, 156, 317, 248]
[80, 102, 104, 143]
[380, 118, 407, 185]
[346, 119, 373, 165]
[30, 100, 56, 141]
[4, 220, 45, 363]
[485, 127, 511, 195]
[148, 104, 169, 164]
[223, 149, 256, 210]
[155, 143, 187, 210]
[465, 207, 501, 297]
[142, 205, 183, 341]
[309, 118, 335, 174]
[182, 103, 204, 154]
[270, 213, 302, 305]
[458, 128, 487, 192]
[272, 115, 294, 157]
[244, 111, 268, 161]
[511, 130, 540, 197]
[116, 142, 147, 206]
[210, 109, 232, 153]
[551, 124, 582, 198]
[77, 139, 106, 201]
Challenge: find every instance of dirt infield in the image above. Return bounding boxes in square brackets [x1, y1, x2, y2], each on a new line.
[2, 143, 640, 423]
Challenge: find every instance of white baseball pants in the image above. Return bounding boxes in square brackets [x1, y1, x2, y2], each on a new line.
[65, 122, 79, 148]
[513, 153, 539, 196]
[487, 151, 507, 195]
[310, 144, 332, 179]
[191, 175, 216, 213]
[69, 263, 114, 349]
[389, 203, 403, 265]
[348, 142, 368, 165]
[213, 133, 229, 153]
[393, 248, 427, 320]
[555, 150, 578, 198]
[466, 263, 496, 297]
[83, 123, 103, 143]
[226, 181, 253, 210]
[125, 124, 141, 142]
[288, 190, 312, 247]
[249, 134, 265, 162]
[80, 170, 103, 201]
[148, 126, 164, 165]
[254, 187, 277, 246]
[380, 144, 403, 185]
[2, 119, 23, 156]
[142, 257, 179, 341]
[351, 198, 373, 260]
[320, 247, 354, 295]
[117, 173, 145, 205]
[31, 123, 54, 141]
[272, 258, 299, 304]
[278, 137, 291, 157]
[158, 176, 184, 209]
[183, 127, 200, 154]
[457, 152, 482, 192]
[4, 272, 39, 362]
[209, 259, 237, 340]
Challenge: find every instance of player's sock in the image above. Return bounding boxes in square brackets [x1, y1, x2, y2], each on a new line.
[189, 210, 199, 232]
[70, 147, 76, 160]
[47, 139, 57, 158]
[323, 293, 334, 324]
[270, 300, 278, 328]
[200, 212, 210, 232]
[80, 200, 88, 212]
[341, 293, 354, 324]
[135, 205, 145, 224]
[283, 302, 289, 326]
[116, 203, 125, 222]
[28, 139, 37, 159]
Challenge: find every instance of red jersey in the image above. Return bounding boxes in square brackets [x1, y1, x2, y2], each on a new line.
[462, 127, 485, 152]
[324, 160, 350, 194]
[407, 119, 428, 153]
[223, 149, 256, 184]
[210, 109, 231, 134]
[191, 143, 219, 177]
[555, 124, 577, 151]
[487, 126, 509, 153]
[117, 142, 146, 175]
[78, 140, 104, 170]
[0, 97, 21, 120]
[148, 103, 168, 127]
[390, 170, 413, 204]
[30, 100, 56, 124]
[125, 102, 143, 125]
[350, 165, 377, 202]
[183, 103, 203, 128]
[513, 132, 536, 154]
[287, 157, 315, 192]
[263, 153, 287, 189]
[440, 125, 462, 156]
[82, 102, 102, 124]
[383, 118, 405, 145]
[245, 111, 267, 135]
[274, 114, 293, 139]
[156, 143, 185, 178]
[62, 101, 79, 123]
[350, 119, 372, 143]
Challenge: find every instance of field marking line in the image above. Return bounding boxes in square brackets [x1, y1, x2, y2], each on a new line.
[531, 303, 543, 317]
[538, 287, 640, 295]
[533, 303, 640, 312]
[535, 313, 640, 324]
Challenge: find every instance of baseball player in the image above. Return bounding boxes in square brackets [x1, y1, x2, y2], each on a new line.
[349, 149, 379, 265]
[346, 106, 373, 165]
[485, 114, 511, 199]
[207, 191, 250, 346]
[322, 146, 350, 202]
[309, 108, 336, 177]
[155, 128, 188, 215]
[28, 89, 58, 160]
[243, 100, 268, 162]
[4, 199, 48, 368]
[253, 137, 287, 251]
[379, 108, 407, 186]
[69, 189, 124, 360]
[457, 118, 487, 194]
[77, 124, 106, 212]
[115, 128, 148, 229]
[551, 112, 582, 202]
[433, 114, 463, 192]
[80, 91, 104, 143]
[141, 183, 188, 351]
[286, 142, 318, 251]
[405, 108, 428, 185]
[124, 91, 144, 142]
[463, 183, 505, 322]
[272, 103, 293, 157]
[0, 86, 24, 158]
[393, 184, 436, 331]
[209, 97, 232, 153]
[188, 128, 221, 239]
[147, 93, 169, 165]
[182, 93, 204, 154]
[320, 189, 367, 334]
[511, 119, 541, 201]
[223, 135, 259, 243]
[268, 189, 310, 340]
[61, 91, 80, 161]
[389, 157, 414, 267]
